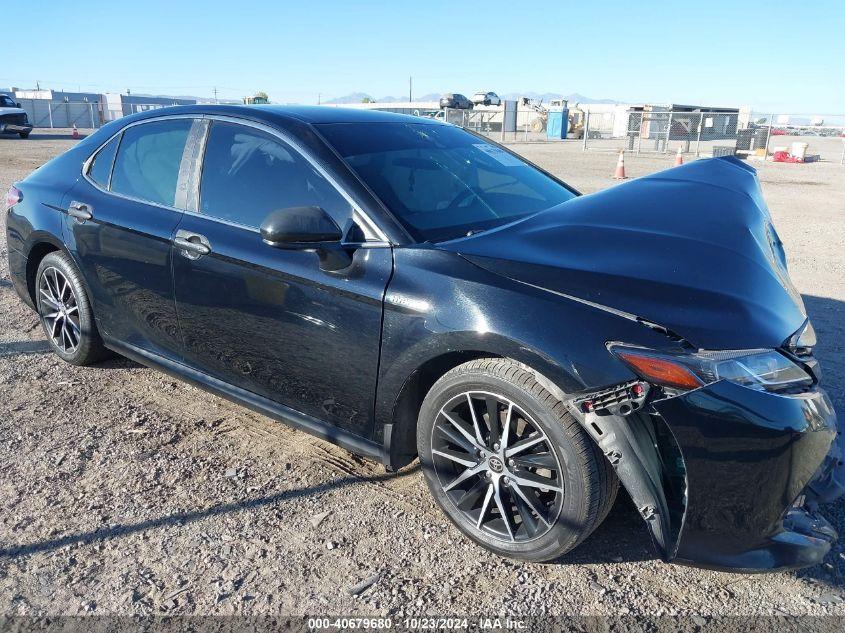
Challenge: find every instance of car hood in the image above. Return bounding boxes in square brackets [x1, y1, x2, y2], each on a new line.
[437, 156, 806, 350]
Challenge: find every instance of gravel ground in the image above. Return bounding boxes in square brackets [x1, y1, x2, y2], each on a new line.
[1, 130, 844, 618]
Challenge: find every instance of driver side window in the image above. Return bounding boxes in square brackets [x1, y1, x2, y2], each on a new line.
[199, 122, 353, 230]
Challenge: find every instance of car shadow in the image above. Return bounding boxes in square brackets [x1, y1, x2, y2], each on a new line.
[0, 464, 419, 560]
[0, 339, 52, 358]
[560, 494, 655, 565]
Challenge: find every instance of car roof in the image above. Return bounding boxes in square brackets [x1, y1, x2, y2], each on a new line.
[124, 104, 440, 126]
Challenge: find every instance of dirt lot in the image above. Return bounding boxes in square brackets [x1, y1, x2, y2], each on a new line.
[1, 130, 845, 618]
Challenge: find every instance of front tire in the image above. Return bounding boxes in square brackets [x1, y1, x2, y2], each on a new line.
[417, 358, 618, 562]
[35, 251, 109, 365]
[19, 131, 30, 139]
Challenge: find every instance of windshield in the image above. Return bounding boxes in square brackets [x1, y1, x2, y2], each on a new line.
[0, 96, 16, 107]
[317, 122, 577, 242]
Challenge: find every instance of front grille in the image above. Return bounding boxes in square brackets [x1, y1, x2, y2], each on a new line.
[0, 113, 28, 126]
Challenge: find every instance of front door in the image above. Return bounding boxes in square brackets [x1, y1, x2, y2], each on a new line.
[172, 120, 391, 438]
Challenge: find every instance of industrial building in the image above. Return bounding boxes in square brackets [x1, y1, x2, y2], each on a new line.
[1, 88, 198, 128]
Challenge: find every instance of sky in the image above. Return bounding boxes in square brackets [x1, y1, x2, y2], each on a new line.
[5, 0, 845, 113]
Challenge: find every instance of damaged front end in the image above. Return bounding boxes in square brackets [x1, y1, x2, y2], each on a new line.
[440, 155, 842, 571]
[569, 330, 842, 572]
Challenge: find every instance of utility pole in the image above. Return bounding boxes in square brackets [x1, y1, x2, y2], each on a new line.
[409, 76, 412, 103]
[213, 87, 218, 104]
[318, 93, 321, 105]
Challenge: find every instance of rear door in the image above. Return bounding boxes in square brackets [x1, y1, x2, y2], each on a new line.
[171, 118, 392, 438]
[63, 116, 195, 360]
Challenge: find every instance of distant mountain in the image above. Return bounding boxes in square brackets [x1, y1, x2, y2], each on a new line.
[325, 92, 374, 104]
[328, 92, 442, 104]
[501, 91, 619, 104]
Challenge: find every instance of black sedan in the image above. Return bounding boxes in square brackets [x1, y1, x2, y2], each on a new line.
[5, 105, 843, 571]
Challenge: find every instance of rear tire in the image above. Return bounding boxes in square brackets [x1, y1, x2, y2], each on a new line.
[35, 251, 109, 366]
[19, 131, 30, 139]
[417, 358, 618, 562]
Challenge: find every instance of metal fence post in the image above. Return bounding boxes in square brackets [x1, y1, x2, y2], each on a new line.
[665, 111, 672, 153]
[90, 103, 95, 129]
[47, 103, 53, 128]
[636, 114, 643, 155]
[582, 111, 589, 150]
[763, 114, 774, 162]
[695, 113, 703, 157]
[840, 138, 844, 165]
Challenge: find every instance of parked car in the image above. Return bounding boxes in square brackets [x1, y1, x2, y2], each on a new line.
[471, 91, 501, 107]
[6, 106, 843, 571]
[439, 93, 473, 109]
[0, 94, 33, 138]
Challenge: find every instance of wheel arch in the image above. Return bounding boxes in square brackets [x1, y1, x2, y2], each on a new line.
[24, 236, 98, 328]
[379, 338, 683, 563]
[380, 332, 586, 470]
[23, 234, 65, 309]
[384, 349, 497, 470]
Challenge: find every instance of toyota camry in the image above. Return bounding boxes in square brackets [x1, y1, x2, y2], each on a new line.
[5, 105, 843, 571]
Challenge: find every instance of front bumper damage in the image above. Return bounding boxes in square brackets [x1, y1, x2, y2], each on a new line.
[574, 380, 841, 572]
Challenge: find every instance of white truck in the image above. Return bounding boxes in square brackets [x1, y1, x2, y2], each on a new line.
[0, 95, 32, 138]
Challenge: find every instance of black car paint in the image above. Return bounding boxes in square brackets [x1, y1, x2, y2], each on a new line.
[172, 211, 392, 436]
[5, 105, 840, 572]
[444, 156, 804, 351]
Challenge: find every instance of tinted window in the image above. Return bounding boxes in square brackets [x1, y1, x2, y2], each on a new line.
[199, 121, 352, 229]
[111, 119, 191, 207]
[0, 96, 15, 107]
[318, 122, 576, 242]
[88, 134, 120, 188]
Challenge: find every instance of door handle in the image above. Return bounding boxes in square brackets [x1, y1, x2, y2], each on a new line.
[173, 231, 212, 257]
[68, 200, 93, 221]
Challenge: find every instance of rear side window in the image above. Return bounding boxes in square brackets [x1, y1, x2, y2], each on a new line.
[199, 121, 352, 229]
[87, 134, 120, 188]
[110, 119, 191, 207]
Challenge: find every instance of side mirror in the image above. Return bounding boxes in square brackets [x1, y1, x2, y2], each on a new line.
[260, 206, 351, 271]
[260, 206, 342, 248]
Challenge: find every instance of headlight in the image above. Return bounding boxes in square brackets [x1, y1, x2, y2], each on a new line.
[609, 344, 813, 393]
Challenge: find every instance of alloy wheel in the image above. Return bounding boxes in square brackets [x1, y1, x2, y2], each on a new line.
[38, 266, 81, 354]
[430, 390, 564, 543]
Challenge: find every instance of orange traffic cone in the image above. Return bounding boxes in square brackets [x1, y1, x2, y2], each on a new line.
[675, 147, 683, 166]
[613, 150, 627, 179]
[72, 125, 79, 140]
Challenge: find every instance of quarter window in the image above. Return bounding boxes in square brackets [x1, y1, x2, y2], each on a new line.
[199, 121, 352, 229]
[88, 134, 120, 188]
[110, 119, 192, 207]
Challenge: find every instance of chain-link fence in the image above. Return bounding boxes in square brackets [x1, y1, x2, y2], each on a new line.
[582, 110, 845, 163]
[439, 105, 571, 143]
[434, 106, 845, 164]
[12, 97, 845, 164]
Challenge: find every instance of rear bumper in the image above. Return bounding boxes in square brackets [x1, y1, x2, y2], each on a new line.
[654, 381, 839, 572]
